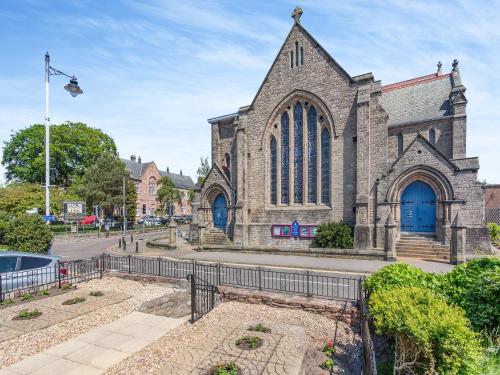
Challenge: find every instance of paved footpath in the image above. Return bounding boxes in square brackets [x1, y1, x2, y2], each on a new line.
[0, 312, 186, 375]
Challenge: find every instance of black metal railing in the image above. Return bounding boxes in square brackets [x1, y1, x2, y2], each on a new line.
[359, 281, 377, 375]
[187, 273, 217, 322]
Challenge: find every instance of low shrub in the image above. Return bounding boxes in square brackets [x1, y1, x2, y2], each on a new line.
[211, 362, 239, 375]
[235, 335, 262, 350]
[247, 323, 270, 333]
[20, 292, 33, 301]
[38, 290, 50, 296]
[488, 223, 500, 245]
[4, 214, 53, 253]
[15, 309, 42, 320]
[315, 220, 353, 248]
[1, 298, 14, 305]
[89, 291, 104, 297]
[369, 287, 483, 375]
[62, 297, 86, 305]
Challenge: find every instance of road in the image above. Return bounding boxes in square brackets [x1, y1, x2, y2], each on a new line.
[50, 231, 168, 260]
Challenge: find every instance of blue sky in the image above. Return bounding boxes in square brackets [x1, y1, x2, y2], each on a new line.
[0, 0, 499, 183]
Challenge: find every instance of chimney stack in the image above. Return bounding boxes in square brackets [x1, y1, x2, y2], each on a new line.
[167, 167, 170, 173]
[180, 170, 183, 176]
[138, 156, 141, 163]
[130, 155, 136, 162]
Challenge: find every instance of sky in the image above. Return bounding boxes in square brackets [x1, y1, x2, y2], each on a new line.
[0, 0, 499, 184]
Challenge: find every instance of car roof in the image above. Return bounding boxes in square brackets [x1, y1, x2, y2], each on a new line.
[0, 251, 60, 261]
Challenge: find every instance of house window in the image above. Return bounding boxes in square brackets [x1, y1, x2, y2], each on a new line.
[281, 112, 290, 204]
[321, 127, 330, 204]
[429, 129, 436, 145]
[307, 106, 317, 203]
[148, 177, 157, 195]
[270, 136, 277, 205]
[293, 102, 303, 204]
[397, 133, 404, 157]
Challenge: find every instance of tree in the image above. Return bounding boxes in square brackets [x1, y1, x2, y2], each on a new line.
[0, 183, 80, 216]
[126, 180, 137, 224]
[196, 156, 210, 186]
[157, 176, 181, 215]
[4, 215, 53, 253]
[2, 122, 116, 186]
[76, 154, 126, 217]
[188, 189, 195, 205]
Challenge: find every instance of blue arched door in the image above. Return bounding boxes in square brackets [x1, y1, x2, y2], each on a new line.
[213, 194, 228, 230]
[400, 181, 436, 233]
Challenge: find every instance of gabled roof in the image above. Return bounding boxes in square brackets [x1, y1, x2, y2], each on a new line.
[122, 158, 153, 180]
[159, 170, 195, 190]
[381, 73, 453, 126]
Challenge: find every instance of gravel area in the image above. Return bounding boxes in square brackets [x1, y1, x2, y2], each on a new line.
[0, 276, 176, 369]
[106, 301, 362, 374]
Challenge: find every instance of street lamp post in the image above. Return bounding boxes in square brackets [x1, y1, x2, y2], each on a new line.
[44, 52, 83, 218]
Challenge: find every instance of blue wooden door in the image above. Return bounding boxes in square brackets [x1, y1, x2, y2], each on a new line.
[213, 194, 227, 230]
[400, 181, 436, 233]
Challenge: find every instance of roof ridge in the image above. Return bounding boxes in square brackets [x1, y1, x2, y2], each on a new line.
[382, 73, 451, 92]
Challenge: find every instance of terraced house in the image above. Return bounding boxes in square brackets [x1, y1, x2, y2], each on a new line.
[197, 8, 490, 257]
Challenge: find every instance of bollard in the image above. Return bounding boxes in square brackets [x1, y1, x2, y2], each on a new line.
[123, 237, 127, 251]
[119, 238, 122, 248]
[135, 241, 139, 253]
[131, 234, 133, 243]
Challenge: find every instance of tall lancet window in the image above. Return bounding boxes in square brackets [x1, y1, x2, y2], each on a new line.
[397, 133, 404, 156]
[429, 129, 436, 145]
[321, 127, 330, 204]
[281, 112, 290, 204]
[307, 106, 317, 203]
[270, 136, 277, 205]
[293, 102, 303, 203]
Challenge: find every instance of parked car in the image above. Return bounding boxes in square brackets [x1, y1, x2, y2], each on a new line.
[0, 251, 61, 294]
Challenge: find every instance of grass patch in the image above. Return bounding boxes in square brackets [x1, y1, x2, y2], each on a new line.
[235, 336, 263, 350]
[14, 309, 42, 320]
[61, 282, 74, 290]
[247, 323, 271, 333]
[89, 291, 104, 297]
[211, 362, 239, 375]
[62, 297, 86, 305]
[1, 298, 14, 305]
[20, 293, 33, 301]
[38, 290, 50, 296]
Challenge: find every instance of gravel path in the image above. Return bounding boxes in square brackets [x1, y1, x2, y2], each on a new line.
[106, 301, 361, 374]
[0, 277, 175, 369]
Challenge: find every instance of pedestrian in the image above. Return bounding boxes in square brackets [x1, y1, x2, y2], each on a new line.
[104, 222, 110, 238]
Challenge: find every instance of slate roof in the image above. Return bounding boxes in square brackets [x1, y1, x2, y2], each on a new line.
[121, 158, 195, 190]
[380, 73, 453, 126]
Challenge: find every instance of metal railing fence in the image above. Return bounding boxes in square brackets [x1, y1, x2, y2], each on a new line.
[187, 273, 217, 323]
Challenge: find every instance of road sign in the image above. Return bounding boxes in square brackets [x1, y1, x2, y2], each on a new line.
[64, 201, 86, 221]
[42, 215, 56, 222]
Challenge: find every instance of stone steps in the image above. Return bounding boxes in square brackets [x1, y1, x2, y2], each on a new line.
[204, 229, 231, 246]
[396, 234, 449, 259]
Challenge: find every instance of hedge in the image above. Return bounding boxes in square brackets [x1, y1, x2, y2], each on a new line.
[315, 220, 353, 248]
[4, 215, 53, 253]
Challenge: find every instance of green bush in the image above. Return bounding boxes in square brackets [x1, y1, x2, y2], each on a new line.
[488, 223, 500, 246]
[4, 215, 53, 253]
[369, 287, 483, 375]
[463, 270, 500, 333]
[315, 220, 353, 248]
[363, 263, 441, 295]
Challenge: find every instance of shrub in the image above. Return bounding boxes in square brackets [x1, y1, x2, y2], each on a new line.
[4, 214, 53, 253]
[369, 287, 483, 375]
[315, 220, 353, 248]
[463, 270, 500, 333]
[488, 223, 500, 244]
[363, 263, 441, 295]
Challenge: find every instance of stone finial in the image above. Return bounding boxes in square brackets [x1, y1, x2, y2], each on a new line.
[437, 61, 442, 75]
[291, 6, 303, 24]
[180, 169, 183, 176]
[452, 59, 459, 72]
[138, 156, 141, 163]
[385, 211, 396, 226]
[451, 211, 466, 228]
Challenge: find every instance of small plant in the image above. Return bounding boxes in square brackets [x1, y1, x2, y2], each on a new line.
[247, 323, 271, 333]
[15, 309, 42, 320]
[61, 282, 74, 290]
[38, 290, 50, 296]
[1, 298, 14, 305]
[235, 335, 262, 350]
[62, 297, 86, 305]
[20, 292, 33, 301]
[320, 339, 335, 374]
[89, 291, 104, 297]
[211, 362, 239, 375]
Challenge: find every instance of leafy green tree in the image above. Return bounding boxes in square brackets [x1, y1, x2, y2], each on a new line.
[196, 156, 210, 185]
[126, 180, 137, 224]
[0, 183, 80, 216]
[2, 122, 116, 186]
[4, 215, 53, 253]
[76, 154, 126, 217]
[157, 176, 181, 215]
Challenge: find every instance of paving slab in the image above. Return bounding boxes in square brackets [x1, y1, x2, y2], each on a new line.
[0, 312, 186, 375]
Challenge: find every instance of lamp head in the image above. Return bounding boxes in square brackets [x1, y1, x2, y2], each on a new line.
[64, 76, 83, 97]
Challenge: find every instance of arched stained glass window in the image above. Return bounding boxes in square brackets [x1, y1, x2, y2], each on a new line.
[307, 106, 317, 203]
[397, 133, 403, 157]
[321, 127, 330, 204]
[294, 102, 303, 204]
[281, 112, 290, 204]
[270, 136, 277, 205]
[429, 129, 436, 145]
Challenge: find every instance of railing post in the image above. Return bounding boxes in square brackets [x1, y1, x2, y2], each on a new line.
[119, 238, 122, 248]
[158, 257, 161, 277]
[258, 266, 262, 291]
[57, 260, 61, 288]
[306, 270, 311, 297]
[128, 254, 131, 274]
[135, 242, 139, 253]
[217, 262, 221, 286]
[0, 271, 3, 302]
[99, 254, 103, 279]
[189, 275, 195, 323]
[193, 260, 196, 278]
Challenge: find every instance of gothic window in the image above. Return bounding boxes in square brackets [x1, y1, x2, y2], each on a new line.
[307, 106, 317, 203]
[281, 112, 290, 204]
[148, 177, 157, 195]
[300, 47, 304, 65]
[397, 133, 403, 157]
[270, 136, 277, 205]
[294, 102, 304, 203]
[224, 153, 230, 179]
[321, 127, 330, 204]
[295, 41, 299, 67]
[429, 129, 436, 145]
[290, 51, 294, 68]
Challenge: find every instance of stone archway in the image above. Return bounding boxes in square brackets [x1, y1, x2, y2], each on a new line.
[400, 180, 436, 233]
[200, 183, 231, 231]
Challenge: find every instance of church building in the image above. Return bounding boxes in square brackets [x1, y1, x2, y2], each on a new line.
[196, 8, 490, 257]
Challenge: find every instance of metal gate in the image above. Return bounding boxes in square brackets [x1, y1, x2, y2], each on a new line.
[187, 273, 217, 323]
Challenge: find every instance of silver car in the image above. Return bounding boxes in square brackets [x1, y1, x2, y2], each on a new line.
[0, 251, 60, 296]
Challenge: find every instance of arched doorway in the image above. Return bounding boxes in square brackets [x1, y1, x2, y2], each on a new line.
[400, 181, 436, 233]
[213, 194, 228, 230]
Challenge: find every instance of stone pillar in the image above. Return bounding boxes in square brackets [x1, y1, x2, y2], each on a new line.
[441, 202, 450, 245]
[168, 221, 177, 247]
[450, 212, 466, 265]
[198, 223, 206, 248]
[384, 212, 397, 261]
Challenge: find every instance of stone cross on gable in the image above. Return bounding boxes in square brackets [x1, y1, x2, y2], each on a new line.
[452, 59, 459, 72]
[291, 6, 303, 24]
[437, 61, 442, 75]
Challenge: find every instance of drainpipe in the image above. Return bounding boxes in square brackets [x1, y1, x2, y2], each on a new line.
[374, 178, 380, 248]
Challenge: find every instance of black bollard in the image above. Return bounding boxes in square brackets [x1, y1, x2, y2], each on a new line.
[119, 238, 122, 248]
[131, 234, 133, 243]
[135, 241, 139, 253]
[123, 237, 127, 251]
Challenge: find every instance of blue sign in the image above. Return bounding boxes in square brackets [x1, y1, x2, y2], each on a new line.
[43, 215, 56, 222]
[291, 220, 300, 238]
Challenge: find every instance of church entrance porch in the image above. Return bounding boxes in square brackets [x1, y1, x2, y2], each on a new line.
[400, 180, 436, 234]
[213, 193, 228, 231]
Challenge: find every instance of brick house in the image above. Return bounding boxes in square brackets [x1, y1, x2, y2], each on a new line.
[483, 185, 500, 224]
[196, 8, 490, 255]
[122, 156, 195, 220]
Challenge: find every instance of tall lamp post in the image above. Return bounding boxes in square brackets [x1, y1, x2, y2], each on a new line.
[44, 52, 83, 219]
